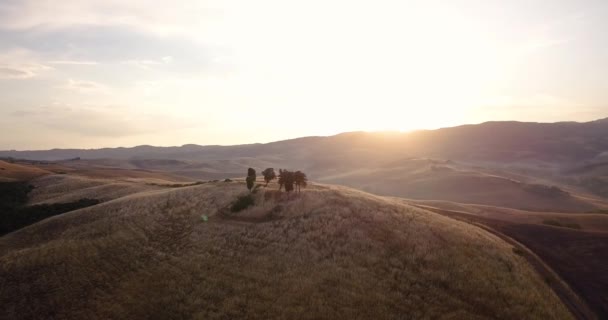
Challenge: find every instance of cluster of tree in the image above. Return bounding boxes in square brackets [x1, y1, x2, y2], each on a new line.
[246, 167, 308, 193]
[278, 169, 308, 193]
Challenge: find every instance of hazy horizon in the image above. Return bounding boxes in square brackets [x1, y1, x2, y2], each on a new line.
[2, 0, 608, 150]
[2, 116, 607, 152]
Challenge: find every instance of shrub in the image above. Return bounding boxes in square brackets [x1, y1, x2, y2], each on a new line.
[230, 194, 255, 212]
[512, 247, 525, 256]
[252, 184, 263, 194]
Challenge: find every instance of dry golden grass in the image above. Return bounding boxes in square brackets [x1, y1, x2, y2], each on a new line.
[410, 199, 608, 233]
[0, 160, 51, 182]
[26, 174, 165, 205]
[318, 159, 604, 213]
[0, 180, 573, 319]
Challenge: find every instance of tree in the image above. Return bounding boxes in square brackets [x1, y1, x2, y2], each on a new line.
[246, 168, 256, 192]
[283, 170, 295, 193]
[278, 169, 285, 191]
[294, 171, 308, 193]
[261, 168, 276, 186]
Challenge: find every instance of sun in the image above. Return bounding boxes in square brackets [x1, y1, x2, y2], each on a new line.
[193, 0, 507, 134]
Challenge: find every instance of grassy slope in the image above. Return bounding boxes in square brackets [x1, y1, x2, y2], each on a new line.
[0, 181, 572, 320]
[318, 160, 603, 213]
[25, 174, 167, 205]
[0, 160, 51, 182]
[407, 199, 608, 318]
[410, 200, 608, 232]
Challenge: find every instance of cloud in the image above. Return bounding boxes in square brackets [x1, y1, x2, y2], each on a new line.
[0, 64, 48, 79]
[48, 60, 99, 65]
[515, 37, 569, 56]
[0, 63, 51, 79]
[122, 56, 173, 69]
[60, 79, 108, 93]
[0, 0, 213, 37]
[513, 13, 586, 56]
[0, 48, 52, 79]
[7, 104, 199, 138]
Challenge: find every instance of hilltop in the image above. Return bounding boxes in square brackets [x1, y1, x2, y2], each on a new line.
[0, 178, 571, 319]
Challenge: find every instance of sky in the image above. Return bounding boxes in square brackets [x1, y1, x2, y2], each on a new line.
[1, 0, 607, 150]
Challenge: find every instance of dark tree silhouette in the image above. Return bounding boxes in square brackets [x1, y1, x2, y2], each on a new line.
[283, 170, 295, 193]
[294, 171, 308, 193]
[246, 168, 256, 192]
[261, 168, 276, 186]
[278, 169, 285, 191]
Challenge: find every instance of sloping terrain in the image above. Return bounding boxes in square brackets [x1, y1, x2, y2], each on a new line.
[0, 181, 572, 320]
[4, 119, 608, 212]
[0, 160, 51, 182]
[562, 161, 608, 198]
[318, 159, 603, 212]
[26, 174, 166, 205]
[410, 200, 608, 232]
[26, 157, 608, 213]
[409, 201, 608, 319]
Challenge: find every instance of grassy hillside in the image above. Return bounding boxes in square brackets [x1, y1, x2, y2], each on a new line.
[410, 201, 608, 318]
[0, 180, 572, 319]
[6, 118, 608, 212]
[26, 174, 165, 205]
[318, 159, 604, 212]
[0, 160, 51, 182]
[410, 200, 608, 232]
[20, 156, 604, 213]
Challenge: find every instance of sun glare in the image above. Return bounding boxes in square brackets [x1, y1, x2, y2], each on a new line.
[1, 0, 605, 149]
[192, 1, 510, 134]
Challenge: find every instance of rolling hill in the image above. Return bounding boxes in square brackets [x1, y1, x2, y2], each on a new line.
[0, 178, 572, 319]
[406, 199, 608, 318]
[3, 118, 608, 212]
[0, 160, 52, 182]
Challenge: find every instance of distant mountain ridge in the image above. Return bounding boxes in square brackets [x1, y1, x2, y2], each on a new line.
[2, 118, 608, 165]
[4, 118, 608, 211]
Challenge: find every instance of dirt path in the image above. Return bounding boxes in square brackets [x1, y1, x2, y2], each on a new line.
[413, 204, 598, 320]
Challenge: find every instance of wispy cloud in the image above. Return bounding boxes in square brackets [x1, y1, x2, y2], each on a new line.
[122, 56, 173, 69]
[514, 12, 586, 56]
[0, 48, 52, 79]
[48, 60, 99, 65]
[0, 63, 50, 79]
[60, 79, 108, 93]
[7, 104, 199, 138]
[0, 0, 212, 37]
